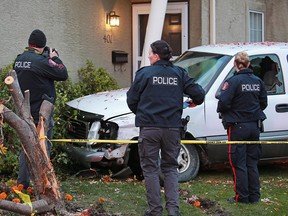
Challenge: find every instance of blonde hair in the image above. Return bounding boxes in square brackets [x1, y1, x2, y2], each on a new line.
[234, 51, 250, 70]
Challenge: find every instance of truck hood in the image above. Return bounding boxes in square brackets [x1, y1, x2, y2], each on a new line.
[66, 88, 132, 120]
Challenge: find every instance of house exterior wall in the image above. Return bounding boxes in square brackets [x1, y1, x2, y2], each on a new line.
[1, 0, 287, 88]
[190, 0, 288, 47]
[0, 0, 132, 87]
[215, 0, 251, 43]
[265, 0, 288, 41]
[214, 0, 266, 43]
[188, 0, 203, 46]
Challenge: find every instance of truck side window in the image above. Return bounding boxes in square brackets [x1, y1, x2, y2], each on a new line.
[256, 55, 284, 95]
[217, 54, 285, 96]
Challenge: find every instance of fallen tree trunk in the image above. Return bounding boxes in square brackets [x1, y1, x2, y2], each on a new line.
[0, 199, 51, 215]
[0, 70, 64, 215]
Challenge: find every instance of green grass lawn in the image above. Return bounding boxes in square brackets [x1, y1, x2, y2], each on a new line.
[61, 161, 288, 216]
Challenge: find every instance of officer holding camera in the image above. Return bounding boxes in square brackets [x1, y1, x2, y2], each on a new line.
[13, 29, 68, 189]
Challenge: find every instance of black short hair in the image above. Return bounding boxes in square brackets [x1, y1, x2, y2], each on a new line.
[150, 40, 172, 60]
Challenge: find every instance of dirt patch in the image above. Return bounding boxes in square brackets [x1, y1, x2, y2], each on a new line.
[197, 198, 231, 216]
[180, 189, 232, 216]
[64, 202, 123, 216]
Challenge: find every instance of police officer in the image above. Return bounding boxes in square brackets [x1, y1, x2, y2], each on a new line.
[216, 51, 267, 203]
[127, 40, 205, 216]
[13, 29, 68, 188]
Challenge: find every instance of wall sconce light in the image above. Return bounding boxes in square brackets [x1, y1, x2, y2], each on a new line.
[106, 11, 120, 27]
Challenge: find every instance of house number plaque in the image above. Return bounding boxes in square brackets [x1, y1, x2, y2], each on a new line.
[103, 34, 113, 43]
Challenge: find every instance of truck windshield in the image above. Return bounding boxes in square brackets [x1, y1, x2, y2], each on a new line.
[173, 51, 232, 91]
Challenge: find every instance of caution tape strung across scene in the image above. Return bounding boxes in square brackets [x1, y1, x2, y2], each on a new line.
[51, 139, 288, 145]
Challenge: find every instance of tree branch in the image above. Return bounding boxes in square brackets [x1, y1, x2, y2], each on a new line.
[0, 199, 52, 215]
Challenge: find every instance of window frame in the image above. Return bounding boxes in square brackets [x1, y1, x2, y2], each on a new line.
[249, 10, 264, 42]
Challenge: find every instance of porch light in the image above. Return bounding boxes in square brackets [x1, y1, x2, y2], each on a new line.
[106, 11, 120, 27]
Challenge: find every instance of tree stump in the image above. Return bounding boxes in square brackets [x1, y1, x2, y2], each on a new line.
[0, 70, 65, 215]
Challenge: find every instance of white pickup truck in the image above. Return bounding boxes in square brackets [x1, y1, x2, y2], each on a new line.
[64, 42, 288, 182]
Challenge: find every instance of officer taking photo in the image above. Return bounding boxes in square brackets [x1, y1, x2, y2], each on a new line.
[127, 40, 205, 216]
[13, 29, 68, 189]
[216, 51, 267, 204]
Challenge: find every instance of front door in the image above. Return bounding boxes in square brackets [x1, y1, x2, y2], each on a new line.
[132, 2, 188, 76]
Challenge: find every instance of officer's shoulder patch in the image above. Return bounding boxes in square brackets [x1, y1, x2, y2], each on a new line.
[221, 81, 229, 90]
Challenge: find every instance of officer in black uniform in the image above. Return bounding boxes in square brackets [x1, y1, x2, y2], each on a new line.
[127, 40, 205, 216]
[13, 29, 68, 188]
[217, 51, 267, 204]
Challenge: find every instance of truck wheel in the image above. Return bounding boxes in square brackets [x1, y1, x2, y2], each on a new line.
[130, 142, 200, 183]
[159, 144, 200, 184]
[177, 144, 200, 182]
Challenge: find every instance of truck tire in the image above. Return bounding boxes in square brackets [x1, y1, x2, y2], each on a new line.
[130, 142, 200, 183]
[177, 144, 200, 182]
[159, 144, 200, 184]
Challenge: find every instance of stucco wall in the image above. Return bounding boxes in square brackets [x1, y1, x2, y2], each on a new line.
[217, 0, 288, 43]
[189, 0, 203, 47]
[215, 0, 250, 43]
[265, 0, 288, 41]
[1, 0, 288, 88]
[200, 0, 288, 44]
[0, 0, 132, 87]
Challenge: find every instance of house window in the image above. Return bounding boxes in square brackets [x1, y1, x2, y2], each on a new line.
[249, 10, 264, 42]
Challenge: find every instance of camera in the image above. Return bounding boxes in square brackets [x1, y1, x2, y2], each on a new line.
[42, 46, 50, 57]
[42, 46, 59, 57]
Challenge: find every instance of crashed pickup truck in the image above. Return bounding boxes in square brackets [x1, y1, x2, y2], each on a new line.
[64, 42, 288, 182]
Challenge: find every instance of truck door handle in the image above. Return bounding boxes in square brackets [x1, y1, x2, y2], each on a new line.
[275, 104, 288, 113]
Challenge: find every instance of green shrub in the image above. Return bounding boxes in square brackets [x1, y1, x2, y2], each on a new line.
[77, 60, 119, 95]
[0, 63, 20, 178]
[0, 150, 19, 179]
[0, 63, 13, 109]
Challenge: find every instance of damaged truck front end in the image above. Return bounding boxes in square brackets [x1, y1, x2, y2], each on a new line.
[63, 89, 141, 177]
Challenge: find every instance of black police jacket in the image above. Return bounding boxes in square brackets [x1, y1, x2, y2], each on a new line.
[217, 68, 267, 124]
[127, 60, 205, 128]
[13, 48, 68, 122]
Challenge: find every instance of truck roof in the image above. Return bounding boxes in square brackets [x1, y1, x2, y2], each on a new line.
[189, 42, 288, 56]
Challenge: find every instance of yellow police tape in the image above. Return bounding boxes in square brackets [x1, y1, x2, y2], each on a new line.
[51, 139, 288, 145]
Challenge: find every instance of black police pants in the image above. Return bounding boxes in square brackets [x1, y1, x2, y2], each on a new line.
[138, 127, 181, 216]
[227, 121, 262, 203]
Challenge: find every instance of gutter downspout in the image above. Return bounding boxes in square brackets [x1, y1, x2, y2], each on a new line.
[210, 0, 216, 44]
[140, 0, 168, 67]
